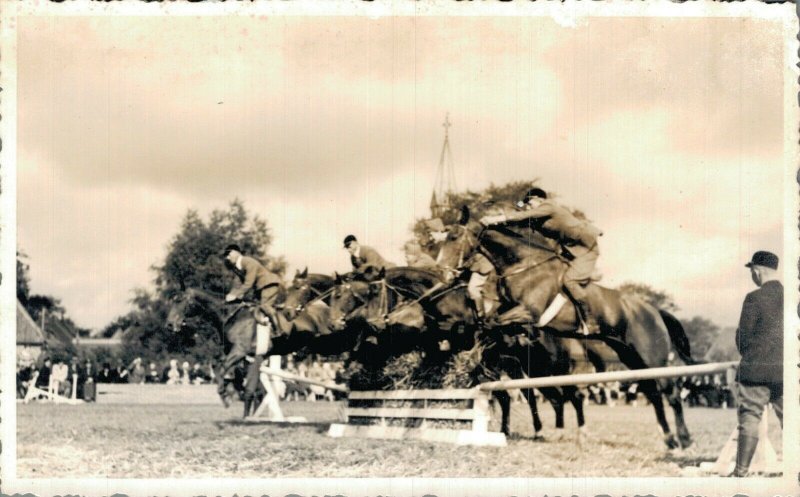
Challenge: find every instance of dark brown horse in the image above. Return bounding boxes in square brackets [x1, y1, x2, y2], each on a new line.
[327, 266, 595, 439]
[441, 208, 695, 449]
[282, 268, 336, 320]
[166, 286, 353, 417]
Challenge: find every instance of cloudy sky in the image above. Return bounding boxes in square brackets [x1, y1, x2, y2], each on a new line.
[17, 15, 787, 330]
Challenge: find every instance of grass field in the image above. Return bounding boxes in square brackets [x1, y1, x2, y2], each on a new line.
[16, 400, 783, 478]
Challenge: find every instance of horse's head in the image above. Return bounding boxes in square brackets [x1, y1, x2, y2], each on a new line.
[328, 272, 370, 331]
[284, 269, 334, 320]
[166, 288, 198, 333]
[165, 287, 225, 334]
[284, 271, 312, 320]
[436, 206, 484, 272]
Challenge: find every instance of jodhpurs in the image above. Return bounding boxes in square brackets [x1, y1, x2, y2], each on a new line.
[737, 382, 783, 439]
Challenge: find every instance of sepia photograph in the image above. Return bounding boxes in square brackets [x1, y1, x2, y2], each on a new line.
[2, 2, 797, 495]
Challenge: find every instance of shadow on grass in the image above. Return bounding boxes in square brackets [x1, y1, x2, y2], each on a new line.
[216, 418, 332, 431]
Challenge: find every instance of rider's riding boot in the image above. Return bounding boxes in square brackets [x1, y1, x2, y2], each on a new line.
[731, 434, 759, 477]
[472, 298, 486, 327]
[242, 394, 253, 419]
[260, 306, 281, 334]
[576, 300, 599, 335]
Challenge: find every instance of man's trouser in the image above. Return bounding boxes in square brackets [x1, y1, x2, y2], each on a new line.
[467, 272, 490, 318]
[244, 354, 265, 398]
[735, 382, 783, 475]
[256, 284, 281, 329]
[562, 244, 599, 323]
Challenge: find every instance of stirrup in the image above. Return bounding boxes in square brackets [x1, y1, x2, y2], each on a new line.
[254, 309, 272, 327]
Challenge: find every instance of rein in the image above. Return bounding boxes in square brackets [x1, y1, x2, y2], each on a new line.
[292, 283, 334, 313]
[340, 283, 370, 320]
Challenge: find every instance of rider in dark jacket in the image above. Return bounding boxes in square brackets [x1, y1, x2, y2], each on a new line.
[480, 188, 603, 333]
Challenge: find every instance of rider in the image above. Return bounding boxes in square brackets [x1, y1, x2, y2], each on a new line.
[404, 240, 438, 269]
[343, 235, 396, 274]
[480, 188, 603, 333]
[424, 217, 495, 324]
[223, 244, 282, 329]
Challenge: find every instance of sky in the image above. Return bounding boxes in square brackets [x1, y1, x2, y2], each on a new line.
[17, 15, 787, 330]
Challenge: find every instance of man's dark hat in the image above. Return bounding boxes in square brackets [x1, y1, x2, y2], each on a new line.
[524, 187, 547, 202]
[343, 235, 357, 248]
[223, 244, 242, 256]
[745, 250, 779, 270]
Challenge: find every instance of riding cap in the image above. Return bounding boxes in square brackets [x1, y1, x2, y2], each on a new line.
[523, 187, 547, 202]
[745, 251, 779, 270]
[424, 218, 445, 232]
[343, 234, 358, 248]
[223, 244, 242, 256]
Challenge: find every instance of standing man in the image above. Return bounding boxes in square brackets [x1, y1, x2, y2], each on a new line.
[731, 250, 783, 477]
[223, 244, 282, 329]
[480, 188, 603, 333]
[343, 235, 396, 273]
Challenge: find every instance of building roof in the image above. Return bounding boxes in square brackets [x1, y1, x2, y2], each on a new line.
[73, 337, 123, 348]
[17, 301, 45, 345]
[42, 313, 77, 347]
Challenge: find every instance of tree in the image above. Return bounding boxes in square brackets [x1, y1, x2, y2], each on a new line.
[17, 251, 31, 305]
[617, 282, 679, 313]
[154, 198, 283, 294]
[25, 294, 66, 322]
[114, 199, 282, 364]
[680, 316, 720, 361]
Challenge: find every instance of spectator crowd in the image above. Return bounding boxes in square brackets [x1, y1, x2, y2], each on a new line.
[16, 354, 217, 402]
[16, 352, 347, 404]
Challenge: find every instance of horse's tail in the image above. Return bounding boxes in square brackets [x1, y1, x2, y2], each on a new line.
[658, 309, 698, 365]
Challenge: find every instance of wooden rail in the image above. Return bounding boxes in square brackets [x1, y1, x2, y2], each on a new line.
[259, 366, 348, 393]
[478, 361, 738, 392]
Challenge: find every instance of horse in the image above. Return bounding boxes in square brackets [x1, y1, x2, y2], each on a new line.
[329, 266, 596, 440]
[440, 207, 696, 449]
[166, 286, 350, 417]
[283, 268, 336, 320]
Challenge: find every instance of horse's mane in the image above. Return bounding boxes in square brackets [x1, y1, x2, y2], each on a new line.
[295, 273, 334, 285]
[381, 266, 442, 298]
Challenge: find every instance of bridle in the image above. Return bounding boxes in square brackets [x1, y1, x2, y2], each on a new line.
[289, 282, 334, 314]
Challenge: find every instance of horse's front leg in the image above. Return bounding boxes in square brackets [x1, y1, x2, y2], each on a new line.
[217, 345, 250, 407]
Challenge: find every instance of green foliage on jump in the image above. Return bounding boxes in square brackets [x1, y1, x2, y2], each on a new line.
[411, 180, 540, 256]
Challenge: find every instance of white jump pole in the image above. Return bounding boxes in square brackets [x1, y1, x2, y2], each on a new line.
[260, 366, 349, 393]
[479, 361, 738, 392]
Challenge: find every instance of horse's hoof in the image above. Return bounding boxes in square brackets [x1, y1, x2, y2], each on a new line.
[664, 434, 680, 450]
[533, 433, 546, 442]
[679, 434, 693, 449]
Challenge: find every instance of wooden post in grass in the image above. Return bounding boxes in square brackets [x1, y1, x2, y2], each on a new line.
[702, 406, 781, 476]
[245, 364, 347, 423]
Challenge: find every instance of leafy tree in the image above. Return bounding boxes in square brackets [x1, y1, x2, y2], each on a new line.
[113, 199, 282, 364]
[617, 282, 679, 313]
[704, 327, 740, 362]
[17, 251, 30, 305]
[154, 198, 284, 294]
[25, 294, 66, 322]
[680, 316, 720, 361]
